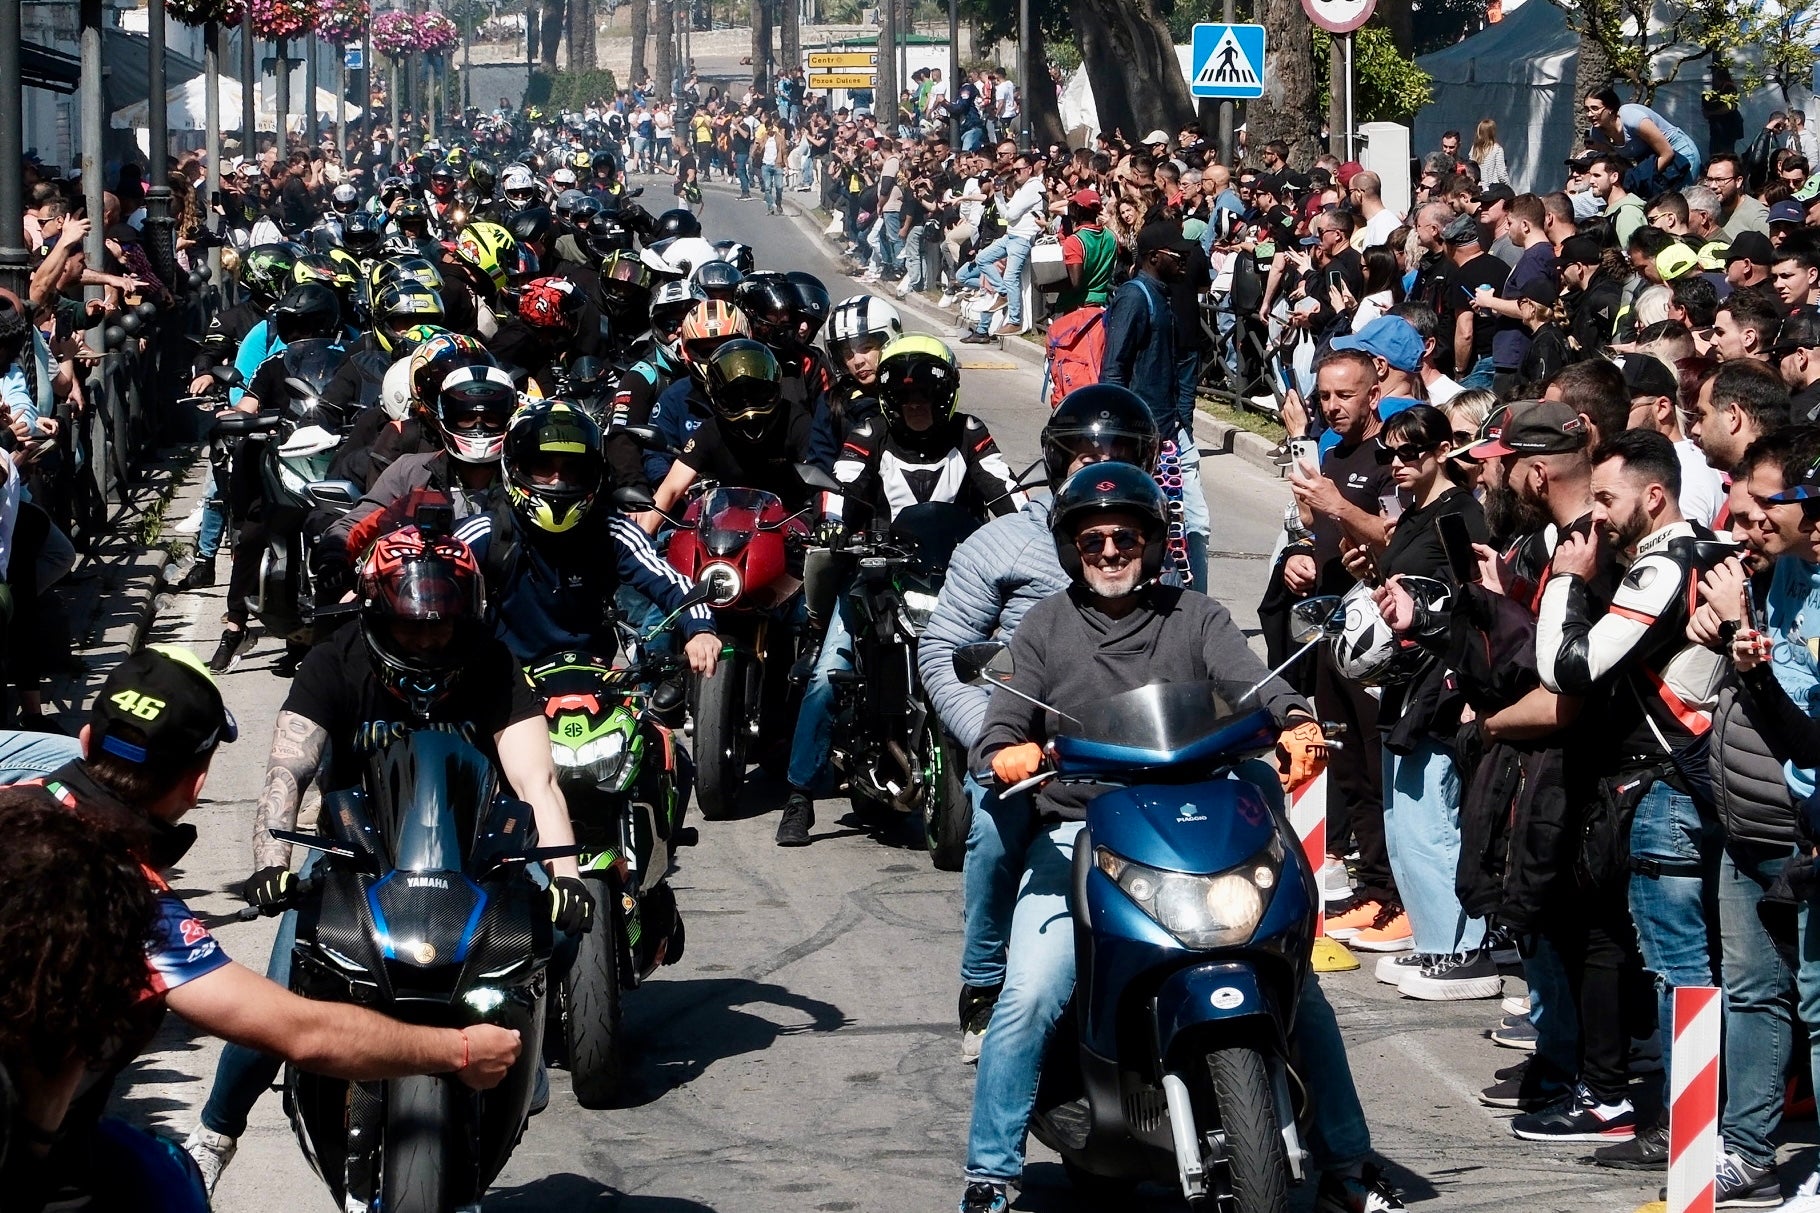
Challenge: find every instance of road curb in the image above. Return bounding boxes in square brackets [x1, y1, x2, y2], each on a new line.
[697, 178, 1285, 480]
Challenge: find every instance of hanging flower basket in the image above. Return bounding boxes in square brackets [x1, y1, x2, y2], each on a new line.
[247, 0, 312, 39]
[371, 10, 418, 57]
[316, 0, 370, 46]
[165, 0, 245, 26]
[416, 12, 460, 55]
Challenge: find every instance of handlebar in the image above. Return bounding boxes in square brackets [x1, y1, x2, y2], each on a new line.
[234, 873, 320, 921]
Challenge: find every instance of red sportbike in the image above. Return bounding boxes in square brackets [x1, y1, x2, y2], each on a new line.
[666, 485, 809, 819]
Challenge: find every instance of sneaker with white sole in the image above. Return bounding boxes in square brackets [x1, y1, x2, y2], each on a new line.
[959, 983, 1000, 1064]
[1374, 952, 1437, 986]
[1321, 856, 1353, 901]
[1313, 1161, 1408, 1211]
[1509, 1083, 1636, 1142]
[183, 1124, 237, 1196]
[1350, 906, 1414, 953]
[1501, 993, 1531, 1017]
[1708, 1151, 1780, 1207]
[1490, 1014, 1538, 1051]
[1399, 951, 1503, 1001]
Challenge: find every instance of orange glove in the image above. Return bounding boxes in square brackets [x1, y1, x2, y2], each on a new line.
[990, 742, 1045, 785]
[1275, 719, 1329, 792]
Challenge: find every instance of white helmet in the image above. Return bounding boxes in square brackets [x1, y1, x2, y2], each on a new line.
[331, 182, 359, 207]
[1329, 578, 1449, 686]
[659, 236, 721, 279]
[500, 165, 536, 193]
[826, 294, 903, 363]
[552, 166, 578, 187]
[379, 357, 414, 422]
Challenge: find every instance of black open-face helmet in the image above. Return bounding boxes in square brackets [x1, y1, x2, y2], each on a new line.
[1041, 385, 1162, 489]
[1049, 462, 1169, 592]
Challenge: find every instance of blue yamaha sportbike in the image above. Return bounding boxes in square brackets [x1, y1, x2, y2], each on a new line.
[957, 645, 1319, 1210]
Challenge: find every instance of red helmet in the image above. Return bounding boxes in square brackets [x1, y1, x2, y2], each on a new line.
[357, 526, 486, 717]
[517, 276, 584, 336]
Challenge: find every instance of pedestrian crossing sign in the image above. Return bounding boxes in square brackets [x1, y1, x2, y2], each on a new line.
[1190, 23, 1266, 99]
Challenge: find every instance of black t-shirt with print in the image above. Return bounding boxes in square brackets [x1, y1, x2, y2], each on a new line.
[283, 622, 542, 790]
[1311, 437, 1394, 595]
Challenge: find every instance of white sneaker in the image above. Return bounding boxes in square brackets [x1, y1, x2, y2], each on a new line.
[936, 293, 957, 308]
[1501, 993, 1531, 1017]
[183, 1125, 237, 1196]
[1781, 1169, 1820, 1212]
[1374, 952, 1436, 986]
[1321, 857, 1352, 902]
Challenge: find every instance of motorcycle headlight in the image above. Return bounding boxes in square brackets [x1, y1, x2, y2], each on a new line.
[1094, 836, 1282, 949]
[698, 561, 742, 607]
[551, 729, 628, 785]
[899, 588, 941, 633]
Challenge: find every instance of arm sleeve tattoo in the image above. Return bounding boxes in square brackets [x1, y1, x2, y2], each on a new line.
[254, 710, 330, 872]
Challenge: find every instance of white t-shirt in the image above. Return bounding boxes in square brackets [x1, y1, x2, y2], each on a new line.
[761, 133, 783, 167]
[995, 79, 1017, 119]
[1002, 177, 1047, 239]
[953, 177, 986, 228]
[1362, 206, 1403, 249]
[1425, 373, 1465, 407]
[1675, 438, 1727, 529]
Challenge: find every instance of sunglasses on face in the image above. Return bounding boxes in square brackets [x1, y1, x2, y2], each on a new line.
[1374, 440, 1437, 465]
[1073, 527, 1145, 556]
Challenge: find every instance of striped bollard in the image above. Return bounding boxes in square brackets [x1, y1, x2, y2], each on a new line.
[1289, 768, 1355, 972]
[1667, 985, 1721, 1213]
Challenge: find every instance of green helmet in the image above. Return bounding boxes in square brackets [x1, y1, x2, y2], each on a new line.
[241, 242, 305, 308]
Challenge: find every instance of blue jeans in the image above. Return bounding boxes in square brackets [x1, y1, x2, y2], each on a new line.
[1172, 425, 1210, 591]
[0, 729, 84, 784]
[1628, 779, 1721, 1085]
[734, 152, 751, 196]
[980, 234, 1032, 326]
[799, 153, 815, 189]
[956, 234, 1008, 294]
[1718, 842, 1804, 1167]
[1458, 354, 1496, 391]
[762, 165, 786, 212]
[1525, 934, 1581, 1087]
[965, 818, 1372, 1182]
[874, 213, 905, 274]
[197, 465, 226, 560]
[1382, 739, 1484, 955]
[959, 776, 1035, 990]
[961, 125, 985, 151]
[785, 599, 851, 793]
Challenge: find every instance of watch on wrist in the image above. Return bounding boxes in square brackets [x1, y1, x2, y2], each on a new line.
[1717, 618, 1742, 647]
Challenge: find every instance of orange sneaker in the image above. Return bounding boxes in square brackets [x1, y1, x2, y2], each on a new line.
[1325, 899, 1384, 940]
[1352, 907, 1415, 953]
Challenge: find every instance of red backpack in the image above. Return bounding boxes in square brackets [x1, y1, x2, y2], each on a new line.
[1043, 305, 1107, 409]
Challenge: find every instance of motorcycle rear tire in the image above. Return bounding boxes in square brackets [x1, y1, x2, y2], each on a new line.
[1203, 1047, 1289, 1212]
[925, 730, 970, 872]
[566, 874, 627, 1109]
[693, 654, 747, 821]
[381, 1074, 461, 1213]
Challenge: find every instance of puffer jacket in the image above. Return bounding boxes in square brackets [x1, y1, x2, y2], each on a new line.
[918, 496, 1070, 750]
[1710, 677, 1799, 849]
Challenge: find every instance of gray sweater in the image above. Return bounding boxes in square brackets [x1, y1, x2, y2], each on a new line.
[973, 584, 1309, 821]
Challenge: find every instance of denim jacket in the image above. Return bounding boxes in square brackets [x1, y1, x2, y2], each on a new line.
[1765, 555, 1820, 802]
[1098, 272, 1182, 434]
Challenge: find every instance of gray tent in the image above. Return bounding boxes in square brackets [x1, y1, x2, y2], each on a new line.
[1414, 0, 1805, 192]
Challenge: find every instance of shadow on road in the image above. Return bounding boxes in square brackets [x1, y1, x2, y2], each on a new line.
[487, 1172, 719, 1211]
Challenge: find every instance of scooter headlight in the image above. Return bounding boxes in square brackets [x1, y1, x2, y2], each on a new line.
[899, 588, 942, 634]
[1094, 836, 1283, 949]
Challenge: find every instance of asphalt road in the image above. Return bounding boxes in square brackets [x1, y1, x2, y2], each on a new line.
[110, 174, 1713, 1213]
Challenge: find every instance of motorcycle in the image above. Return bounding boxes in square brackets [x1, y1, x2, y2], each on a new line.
[802, 494, 982, 870]
[950, 608, 1337, 1211]
[216, 339, 361, 645]
[267, 731, 563, 1213]
[527, 587, 709, 1107]
[663, 484, 809, 820]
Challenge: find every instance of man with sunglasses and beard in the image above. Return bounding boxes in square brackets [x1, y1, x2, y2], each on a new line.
[955, 461, 1404, 1213]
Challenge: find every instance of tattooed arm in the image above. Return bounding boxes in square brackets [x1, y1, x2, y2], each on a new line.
[253, 710, 330, 872]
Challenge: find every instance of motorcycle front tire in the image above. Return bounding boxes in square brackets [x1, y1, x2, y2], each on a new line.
[692, 653, 747, 821]
[925, 730, 970, 872]
[381, 1074, 462, 1213]
[1203, 1047, 1290, 1212]
[566, 873, 628, 1109]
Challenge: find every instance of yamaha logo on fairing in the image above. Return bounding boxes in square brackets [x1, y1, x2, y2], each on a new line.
[406, 876, 451, 890]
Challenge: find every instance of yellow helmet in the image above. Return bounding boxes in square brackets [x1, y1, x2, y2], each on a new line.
[455, 221, 517, 295]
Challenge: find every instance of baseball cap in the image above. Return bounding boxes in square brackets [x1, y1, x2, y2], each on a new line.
[1141, 129, 1170, 146]
[1769, 312, 1820, 358]
[1620, 354, 1679, 402]
[1441, 213, 1480, 245]
[1181, 217, 1208, 245]
[1336, 161, 1365, 187]
[1770, 200, 1806, 225]
[1559, 234, 1604, 266]
[1467, 399, 1589, 459]
[1565, 150, 1600, 173]
[1068, 187, 1101, 209]
[1726, 231, 1775, 267]
[1655, 244, 1701, 281]
[1518, 278, 1561, 308]
[1331, 316, 1424, 373]
[1136, 220, 1196, 257]
[1477, 182, 1516, 209]
[90, 645, 237, 772]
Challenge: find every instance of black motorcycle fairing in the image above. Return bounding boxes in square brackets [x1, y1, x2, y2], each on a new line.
[886, 501, 980, 579]
[364, 730, 501, 874]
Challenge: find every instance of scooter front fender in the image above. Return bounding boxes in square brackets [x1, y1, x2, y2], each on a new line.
[1151, 961, 1287, 1069]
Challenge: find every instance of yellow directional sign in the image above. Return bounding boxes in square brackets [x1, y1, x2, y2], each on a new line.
[809, 73, 877, 89]
[808, 51, 877, 69]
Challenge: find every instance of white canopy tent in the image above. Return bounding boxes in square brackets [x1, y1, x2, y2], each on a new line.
[1059, 46, 1196, 144]
[1414, 0, 1813, 192]
[111, 68, 363, 134]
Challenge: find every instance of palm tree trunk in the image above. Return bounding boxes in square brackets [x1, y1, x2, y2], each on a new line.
[631, 0, 650, 87]
[541, 0, 566, 70]
[654, 0, 676, 100]
[1247, 0, 1323, 166]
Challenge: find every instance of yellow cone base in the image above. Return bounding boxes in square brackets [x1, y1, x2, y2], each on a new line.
[1311, 936, 1359, 972]
[1628, 1202, 1667, 1213]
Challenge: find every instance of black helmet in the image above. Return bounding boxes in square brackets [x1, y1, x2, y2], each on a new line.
[1049, 463, 1169, 592]
[241, 242, 304, 308]
[693, 259, 745, 303]
[394, 198, 431, 235]
[785, 271, 832, 341]
[875, 335, 962, 459]
[358, 526, 486, 718]
[342, 210, 385, 257]
[468, 157, 498, 196]
[270, 282, 342, 344]
[504, 399, 605, 534]
[596, 251, 654, 321]
[563, 355, 614, 402]
[591, 152, 619, 185]
[1041, 385, 1162, 488]
[703, 339, 783, 439]
[653, 208, 703, 242]
[506, 203, 554, 251]
[372, 281, 447, 354]
[712, 240, 756, 275]
[568, 195, 603, 227]
[428, 160, 458, 198]
[735, 272, 798, 348]
[584, 211, 635, 258]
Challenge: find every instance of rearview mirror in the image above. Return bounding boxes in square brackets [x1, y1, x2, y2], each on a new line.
[952, 641, 1013, 687]
[618, 425, 679, 456]
[794, 462, 841, 494]
[1289, 595, 1344, 646]
[304, 478, 362, 508]
[610, 484, 657, 513]
[211, 365, 243, 387]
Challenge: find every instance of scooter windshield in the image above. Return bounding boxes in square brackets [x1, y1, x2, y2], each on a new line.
[366, 730, 500, 873]
[1058, 681, 1275, 768]
[701, 486, 783, 557]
